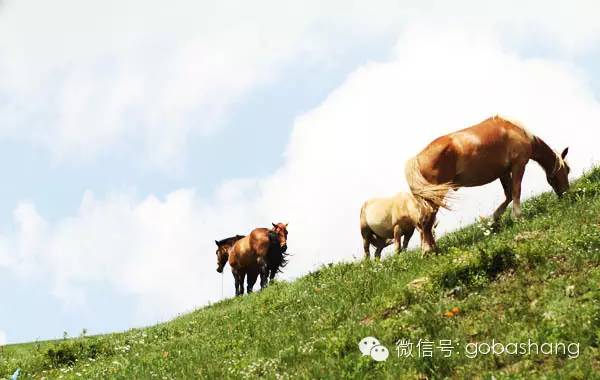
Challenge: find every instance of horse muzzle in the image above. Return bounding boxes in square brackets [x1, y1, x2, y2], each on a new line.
[216, 267, 224, 273]
[281, 244, 288, 252]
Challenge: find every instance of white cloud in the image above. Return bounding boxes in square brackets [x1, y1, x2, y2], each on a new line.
[1, 1, 599, 170]
[0, 187, 262, 321]
[2, 20, 599, 327]
[421, 0, 600, 52]
[0, 0, 415, 169]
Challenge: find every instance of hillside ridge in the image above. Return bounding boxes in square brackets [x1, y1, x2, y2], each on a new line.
[2, 168, 600, 379]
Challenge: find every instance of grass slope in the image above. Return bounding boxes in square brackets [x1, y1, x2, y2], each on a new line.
[2, 168, 600, 379]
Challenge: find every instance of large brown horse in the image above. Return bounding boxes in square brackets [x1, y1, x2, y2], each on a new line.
[406, 115, 570, 253]
[215, 223, 288, 296]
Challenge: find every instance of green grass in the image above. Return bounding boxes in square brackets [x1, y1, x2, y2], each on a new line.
[2, 168, 600, 379]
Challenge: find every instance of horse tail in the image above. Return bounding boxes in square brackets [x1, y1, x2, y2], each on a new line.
[405, 156, 455, 212]
[360, 202, 371, 244]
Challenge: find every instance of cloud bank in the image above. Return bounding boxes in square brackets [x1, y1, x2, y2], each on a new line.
[0, 0, 415, 169]
[1, 0, 599, 170]
[2, 18, 598, 332]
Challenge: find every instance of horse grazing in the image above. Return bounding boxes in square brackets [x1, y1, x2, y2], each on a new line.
[215, 223, 288, 296]
[360, 192, 427, 259]
[406, 115, 570, 253]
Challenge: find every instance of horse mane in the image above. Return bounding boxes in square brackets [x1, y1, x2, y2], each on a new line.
[552, 150, 568, 175]
[495, 116, 568, 177]
[216, 235, 245, 246]
[267, 247, 290, 274]
[493, 114, 535, 141]
[266, 233, 290, 274]
[405, 156, 454, 211]
[531, 136, 568, 177]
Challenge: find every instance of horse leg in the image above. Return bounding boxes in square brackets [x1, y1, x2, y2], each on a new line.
[362, 237, 371, 259]
[239, 271, 247, 296]
[373, 246, 383, 259]
[493, 173, 513, 222]
[393, 225, 402, 254]
[360, 222, 374, 260]
[258, 257, 269, 289]
[402, 227, 415, 251]
[373, 236, 388, 259]
[510, 162, 527, 219]
[421, 209, 438, 255]
[246, 269, 258, 294]
[260, 268, 270, 288]
[232, 269, 241, 296]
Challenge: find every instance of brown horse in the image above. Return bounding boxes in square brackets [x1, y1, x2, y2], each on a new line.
[215, 235, 245, 273]
[406, 115, 570, 253]
[215, 223, 288, 296]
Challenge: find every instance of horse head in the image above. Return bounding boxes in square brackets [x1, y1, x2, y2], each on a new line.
[271, 222, 289, 252]
[214, 235, 244, 273]
[547, 148, 570, 197]
[215, 240, 229, 273]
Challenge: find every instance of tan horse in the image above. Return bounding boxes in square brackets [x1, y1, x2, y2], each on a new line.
[360, 192, 425, 259]
[215, 223, 288, 296]
[406, 115, 570, 253]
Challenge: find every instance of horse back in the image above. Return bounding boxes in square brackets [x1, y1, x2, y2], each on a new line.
[248, 228, 272, 258]
[417, 116, 534, 186]
[362, 197, 394, 239]
[391, 193, 422, 225]
[229, 235, 257, 270]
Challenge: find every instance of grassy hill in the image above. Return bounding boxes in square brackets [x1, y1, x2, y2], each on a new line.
[2, 168, 600, 379]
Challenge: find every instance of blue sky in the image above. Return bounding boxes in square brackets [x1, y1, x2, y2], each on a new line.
[1, 1, 599, 344]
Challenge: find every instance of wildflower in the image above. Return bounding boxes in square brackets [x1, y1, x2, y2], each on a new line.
[542, 311, 554, 320]
[444, 311, 454, 318]
[451, 307, 461, 314]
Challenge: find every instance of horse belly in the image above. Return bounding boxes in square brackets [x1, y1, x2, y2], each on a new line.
[454, 163, 508, 186]
[237, 250, 259, 270]
[452, 135, 511, 186]
[396, 215, 415, 232]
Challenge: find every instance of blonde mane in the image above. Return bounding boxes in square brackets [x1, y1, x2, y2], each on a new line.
[493, 114, 535, 141]
[552, 150, 568, 175]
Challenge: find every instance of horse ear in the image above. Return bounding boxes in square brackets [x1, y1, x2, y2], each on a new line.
[272, 222, 277, 228]
[215, 240, 220, 246]
[561, 147, 569, 159]
[285, 223, 288, 228]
